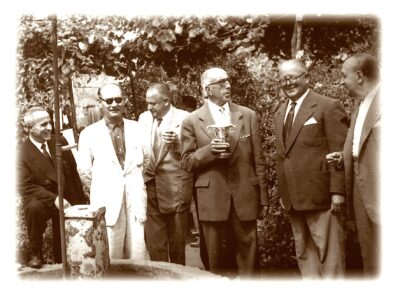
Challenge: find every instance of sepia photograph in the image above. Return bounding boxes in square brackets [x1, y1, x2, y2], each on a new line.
[1, 0, 398, 291]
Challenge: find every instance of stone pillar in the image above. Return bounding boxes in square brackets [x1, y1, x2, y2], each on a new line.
[65, 205, 110, 278]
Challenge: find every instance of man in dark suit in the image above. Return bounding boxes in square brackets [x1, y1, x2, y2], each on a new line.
[17, 106, 86, 268]
[274, 60, 348, 278]
[327, 54, 380, 277]
[181, 68, 268, 277]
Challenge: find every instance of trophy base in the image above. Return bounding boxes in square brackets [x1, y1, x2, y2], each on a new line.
[215, 152, 232, 159]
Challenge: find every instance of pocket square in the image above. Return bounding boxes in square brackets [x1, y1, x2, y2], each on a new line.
[304, 117, 318, 125]
[239, 134, 251, 139]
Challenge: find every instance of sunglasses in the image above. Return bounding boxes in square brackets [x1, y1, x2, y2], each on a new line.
[99, 97, 123, 105]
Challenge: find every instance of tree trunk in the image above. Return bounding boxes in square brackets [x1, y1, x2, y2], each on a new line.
[291, 15, 303, 59]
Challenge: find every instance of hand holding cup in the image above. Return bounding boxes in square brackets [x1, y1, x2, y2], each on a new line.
[162, 130, 176, 144]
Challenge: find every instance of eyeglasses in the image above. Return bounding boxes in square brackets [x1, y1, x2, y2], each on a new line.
[99, 97, 123, 105]
[278, 72, 306, 87]
[207, 78, 230, 87]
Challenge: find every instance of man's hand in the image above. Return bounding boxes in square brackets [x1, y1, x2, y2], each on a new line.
[326, 152, 343, 168]
[54, 196, 71, 210]
[162, 131, 176, 144]
[331, 194, 345, 215]
[211, 138, 230, 154]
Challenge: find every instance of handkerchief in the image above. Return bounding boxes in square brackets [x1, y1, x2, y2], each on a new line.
[304, 117, 318, 125]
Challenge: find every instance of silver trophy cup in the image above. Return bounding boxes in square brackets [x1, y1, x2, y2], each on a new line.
[207, 124, 236, 158]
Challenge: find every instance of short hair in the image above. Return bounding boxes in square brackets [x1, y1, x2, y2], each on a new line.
[23, 106, 49, 127]
[200, 68, 228, 97]
[278, 59, 307, 75]
[147, 83, 172, 101]
[349, 54, 379, 81]
[98, 82, 122, 98]
[181, 95, 197, 111]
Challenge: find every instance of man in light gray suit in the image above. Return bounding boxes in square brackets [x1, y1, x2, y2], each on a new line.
[138, 83, 193, 265]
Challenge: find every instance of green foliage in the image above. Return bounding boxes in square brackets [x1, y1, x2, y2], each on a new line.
[16, 14, 378, 269]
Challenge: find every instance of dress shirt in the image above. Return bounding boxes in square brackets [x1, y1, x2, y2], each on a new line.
[29, 137, 51, 158]
[105, 119, 126, 169]
[352, 83, 380, 158]
[284, 88, 309, 124]
[208, 99, 231, 125]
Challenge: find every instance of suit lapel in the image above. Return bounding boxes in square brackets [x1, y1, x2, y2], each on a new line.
[359, 94, 380, 154]
[26, 139, 57, 183]
[229, 103, 243, 153]
[285, 91, 316, 155]
[155, 108, 176, 166]
[198, 103, 215, 140]
[100, 120, 122, 169]
[275, 101, 287, 153]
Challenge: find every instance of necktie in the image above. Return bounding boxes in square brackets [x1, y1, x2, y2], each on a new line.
[283, 101, 296, 145]
[41, 143, 53, 166]
[153, 119, 162, 159]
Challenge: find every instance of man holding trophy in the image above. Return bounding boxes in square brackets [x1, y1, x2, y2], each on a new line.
[181, 68, 269, 277]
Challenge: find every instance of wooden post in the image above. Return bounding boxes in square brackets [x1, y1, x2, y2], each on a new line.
[67, 77, 79, 144]
[127, 62, 138, 119]
[291, 15, 303, 59]
[50, 15, 68, 278]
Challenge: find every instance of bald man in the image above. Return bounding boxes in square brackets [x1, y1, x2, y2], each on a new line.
[78, 82, 147, 260]
[274, 59, 349, 278]
[138, 83, 192, 265]
[181, 68, 268, 277]
[327, 54, 381, 276]
[17, 107, 86, 268]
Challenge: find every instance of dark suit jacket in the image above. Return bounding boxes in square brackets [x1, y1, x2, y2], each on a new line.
[274, 90, 348, 211]
[17, 135, 86, 208]
[181, 102, 268, 222]
[343, 93, 380, 224]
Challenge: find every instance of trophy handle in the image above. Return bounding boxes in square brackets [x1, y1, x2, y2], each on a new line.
[206, 125, 213, 133]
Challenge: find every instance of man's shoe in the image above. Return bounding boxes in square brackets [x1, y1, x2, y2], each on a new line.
[28, 255, 43, 269]
[190, 238, 200, 248]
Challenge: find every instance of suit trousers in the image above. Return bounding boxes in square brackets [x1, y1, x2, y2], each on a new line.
[201, 199, 257, 277]
[353, 163, 379, 277]
[106, 191, 147, 260]
[24, 199, 62, 263]
[288, 209, 345, 278]
[145, 179, 188, 265]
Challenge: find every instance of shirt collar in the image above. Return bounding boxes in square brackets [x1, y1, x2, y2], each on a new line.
[362, 83, 380, 105]
[291, 88, 309, 106]
[105, 118, 124, 131]
[156, 105, 173, 125]
[207, 99, 230, 113]
[29, 136, 48, 152]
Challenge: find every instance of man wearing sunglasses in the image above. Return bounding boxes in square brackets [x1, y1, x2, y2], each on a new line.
[77, 82, 147, 261]
[273, 59, 349, 278]
[181, 68, 268, 277]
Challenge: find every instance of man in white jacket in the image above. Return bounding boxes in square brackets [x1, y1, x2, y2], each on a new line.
[78, 82, 147, 260]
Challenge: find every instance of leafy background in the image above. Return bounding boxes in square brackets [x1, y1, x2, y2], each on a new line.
[16, 14, 379, 270]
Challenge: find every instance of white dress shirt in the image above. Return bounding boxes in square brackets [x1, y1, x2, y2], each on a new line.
[352, 83, 380, 158]
[29, 136, 51, 158]
[208, 99, 231, 125]
[284, 88, 309, 124]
